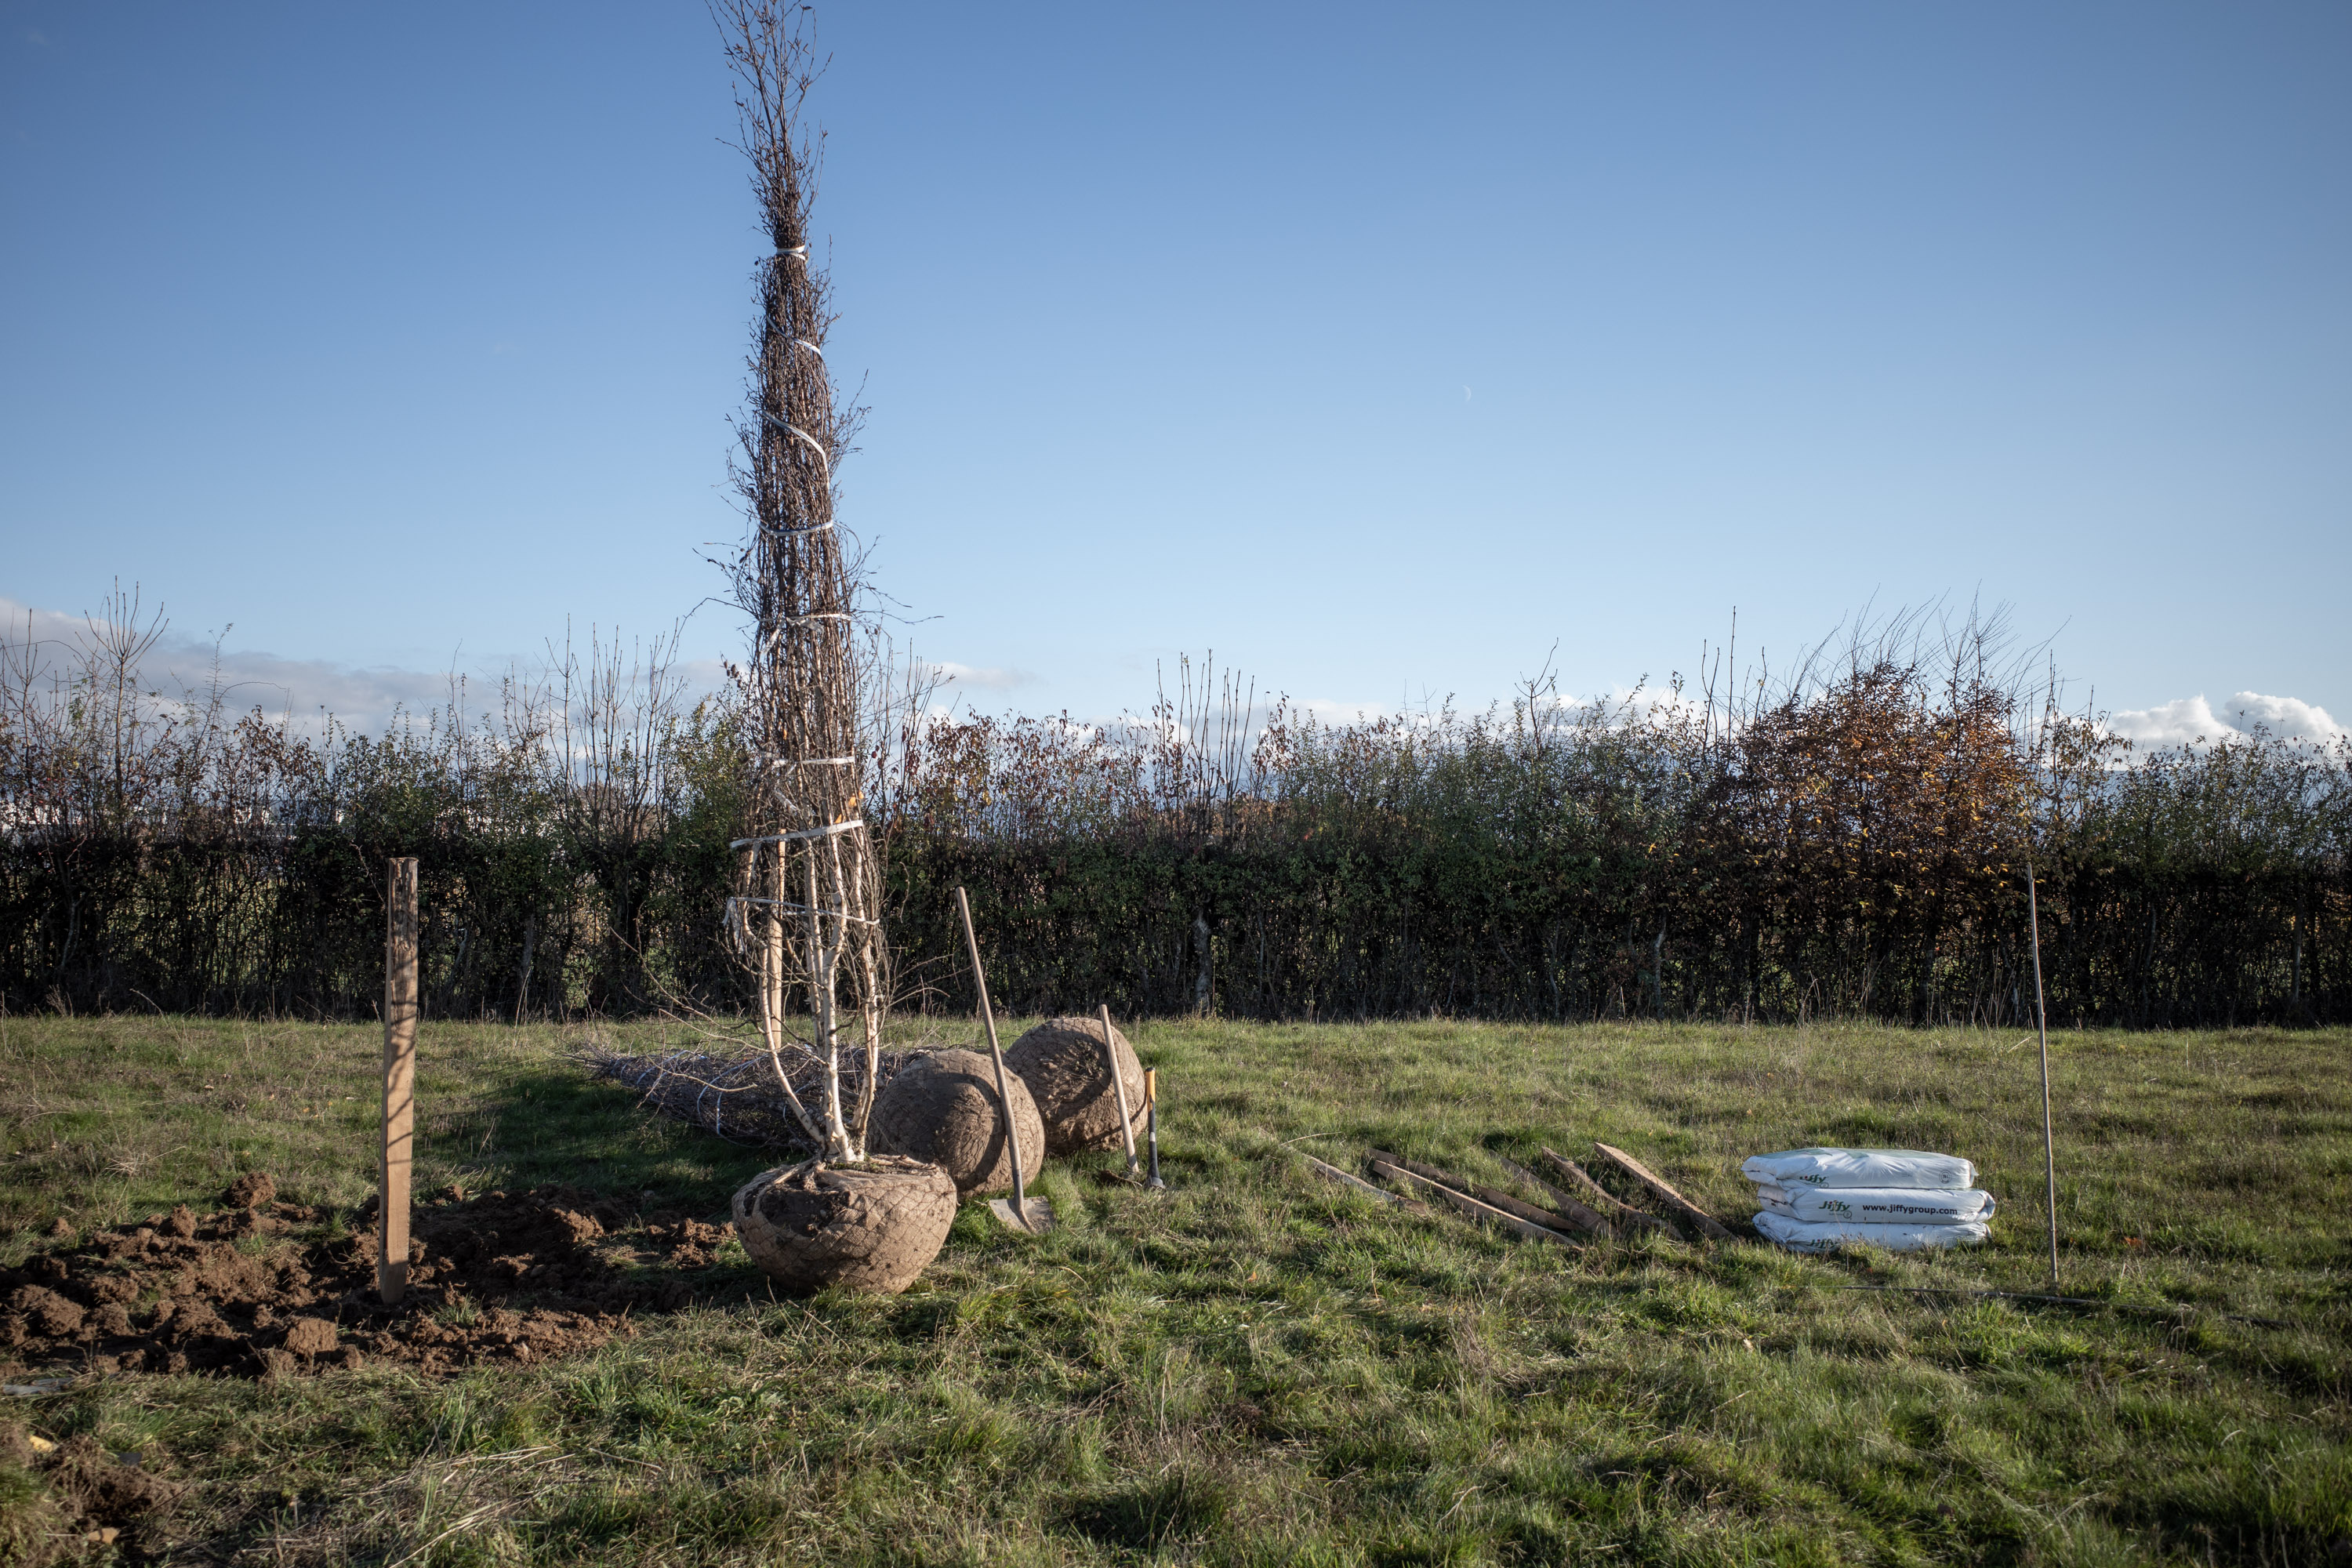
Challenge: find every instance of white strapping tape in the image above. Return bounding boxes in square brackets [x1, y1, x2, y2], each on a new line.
[731, 819, 867, 849]
[727, 895, 880, 927]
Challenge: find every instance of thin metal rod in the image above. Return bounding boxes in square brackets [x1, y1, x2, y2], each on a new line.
[1145, 1068, 1165, 1190]
[954, 887, 1032, 1222]
[1102, 1004, 1138, 1174]
[2027, 859, 2059, 1291]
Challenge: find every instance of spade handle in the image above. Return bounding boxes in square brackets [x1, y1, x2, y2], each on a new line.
[1102, 1004, 1138, 1173]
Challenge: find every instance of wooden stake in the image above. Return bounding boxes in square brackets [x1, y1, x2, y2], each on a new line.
[379, 857, 419, 1304]
[1537, 1146, 1668, 1233]
[1365, 1146, 1601, 1238]
[1101, 1004, 1138, 1175]
[1296, 1151, 1426, 1213]
[1494, 1155, 1617, 1238]
[1144, 1069, 1165, 1189]
[1590, 1142, 1736, 1242]
[1370, 1159, 1578, 1247]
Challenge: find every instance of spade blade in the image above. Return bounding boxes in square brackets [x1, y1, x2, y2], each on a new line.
[987, 1196, 1056, 1234]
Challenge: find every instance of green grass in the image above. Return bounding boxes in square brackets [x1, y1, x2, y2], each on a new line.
[1, 1012, 2347, 1565]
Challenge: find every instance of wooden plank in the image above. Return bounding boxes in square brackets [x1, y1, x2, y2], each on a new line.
[1367, 1149, 1472, 1195]
[1591, 1142, 1737, 1242]
[1495, 1156, 1617, 1239]
[1298, 1152, 1428, 1214]
[1469, 1179, 1598, 1236]
[1363, 1147, 1592, 1235]
[379, 857, 419, 1304]
[1369, 1159, 1579, 1247]
[1538, 1146, 1670, 1233]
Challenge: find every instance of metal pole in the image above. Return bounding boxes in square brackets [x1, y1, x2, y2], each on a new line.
[1144, 1069, 1166, 1191]
[2027, 860, 2059, 1291]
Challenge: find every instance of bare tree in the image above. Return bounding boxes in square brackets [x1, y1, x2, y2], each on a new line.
[714, 0, 888, 1161]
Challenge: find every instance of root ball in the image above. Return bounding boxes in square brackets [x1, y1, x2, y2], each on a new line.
[731, 1156, 958, 1295]
[1005, 1016, 1145, 1157]
[868, 1049, 1046, 1196]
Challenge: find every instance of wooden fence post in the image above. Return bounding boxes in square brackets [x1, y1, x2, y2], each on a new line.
[379, 857, 419, 1304]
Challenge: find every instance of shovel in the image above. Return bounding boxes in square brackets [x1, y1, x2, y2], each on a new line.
[954, 887, 1054, 1235]
[1101, 1004, 1141, 1181]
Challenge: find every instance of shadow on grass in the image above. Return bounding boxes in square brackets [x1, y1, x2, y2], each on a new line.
[448, 1064, 783, 1219]
[1061, 1472, 1232, 1553]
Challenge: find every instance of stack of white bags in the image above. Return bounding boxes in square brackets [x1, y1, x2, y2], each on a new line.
[1744, 1147, 1994, 1253]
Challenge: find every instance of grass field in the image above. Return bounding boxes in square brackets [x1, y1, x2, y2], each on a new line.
[1, 1012, 2347, 1566]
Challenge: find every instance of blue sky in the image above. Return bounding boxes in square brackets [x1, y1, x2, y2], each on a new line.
[3, 2, 2346, 740]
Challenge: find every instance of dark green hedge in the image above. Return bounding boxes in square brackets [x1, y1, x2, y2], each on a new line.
[4, 668, 2344, 1025]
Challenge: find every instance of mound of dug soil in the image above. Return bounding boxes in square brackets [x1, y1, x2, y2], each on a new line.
[0, 1180, 735, 1381]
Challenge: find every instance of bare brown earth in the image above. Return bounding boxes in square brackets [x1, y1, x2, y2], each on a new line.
[0, 1177, 731, 1384]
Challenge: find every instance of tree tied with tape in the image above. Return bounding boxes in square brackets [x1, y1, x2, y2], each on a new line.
[717, 0, 887, 1161]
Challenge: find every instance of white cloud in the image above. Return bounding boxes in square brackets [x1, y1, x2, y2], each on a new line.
[2212, 691, 2345, 744]
[1290, 696, 1396, 724]
[2106, 691, 2345, 750]
[1603, 682, 1708, 727]
[2106, 695, 2230, 750]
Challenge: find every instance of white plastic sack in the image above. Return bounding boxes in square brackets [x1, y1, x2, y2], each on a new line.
[1753, 1183, 1994, 1226]
[1740, 1146, 1976, 1191]
[1753, 1210, 1990, 1254]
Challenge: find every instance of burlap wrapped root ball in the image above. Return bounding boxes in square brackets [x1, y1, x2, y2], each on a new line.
[868, 1048, 1047, 1197]
[1005, 1016, 1146, 1157]
[732, 1156, 958, 1295]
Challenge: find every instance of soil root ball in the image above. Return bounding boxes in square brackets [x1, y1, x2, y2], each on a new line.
[1005, 1017, 1145, 1157]
[868, 1049, 1047, 1196]
[731, 1156, 957, 1295]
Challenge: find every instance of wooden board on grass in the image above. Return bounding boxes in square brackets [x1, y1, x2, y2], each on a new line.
[1298, 1151, 1429, 1214]
[1538, 1146, 1670, 1233]
[1591, 1142, 1737, 1242]
[1369, 1158, 1579, 1248]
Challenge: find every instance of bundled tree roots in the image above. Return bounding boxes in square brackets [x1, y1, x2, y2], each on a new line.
[732, 1156, 959, 1295]
[579, 1043, 916, 1151]
[713, 0, 893, 1164]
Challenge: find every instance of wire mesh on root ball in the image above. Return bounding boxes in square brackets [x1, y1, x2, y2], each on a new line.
[867, 1048, 1047, 1198]
[731, 1156, 959, 1295]
[1006, 1016, 1145, 1158]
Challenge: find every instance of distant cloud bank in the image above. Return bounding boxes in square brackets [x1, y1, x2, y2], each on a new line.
[2, 594, 456, 735]
[6, 594, 2340, 755]
[0, 594, 706, 740]
[2105, 691, 2345, 749]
